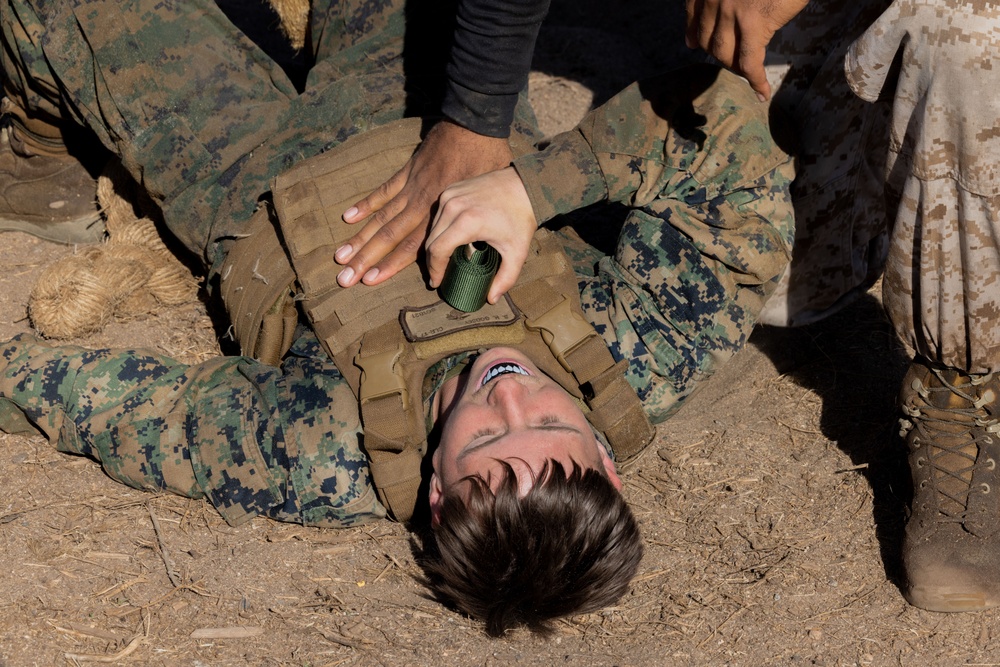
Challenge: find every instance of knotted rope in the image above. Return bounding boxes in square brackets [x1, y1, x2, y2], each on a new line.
[28, 162, 200, 339]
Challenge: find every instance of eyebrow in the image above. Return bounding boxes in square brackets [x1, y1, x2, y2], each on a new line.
[457, 423, 585, 461]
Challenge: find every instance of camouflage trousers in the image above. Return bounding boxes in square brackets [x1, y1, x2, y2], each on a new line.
[759, 0, 1000, 374]
[0, 0, 537, 270]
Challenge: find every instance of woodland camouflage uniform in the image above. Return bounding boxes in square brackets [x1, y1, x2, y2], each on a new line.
[0, 0, 795, 528]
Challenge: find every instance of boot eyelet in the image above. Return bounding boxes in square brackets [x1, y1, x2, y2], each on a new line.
[982, 483, 991, 495]
[915, 457, 925, 468]
[987, 458, 997, 471]
[919, 480, 928, 489]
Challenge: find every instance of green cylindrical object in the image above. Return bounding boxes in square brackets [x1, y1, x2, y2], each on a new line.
[439, 242, 500, 312]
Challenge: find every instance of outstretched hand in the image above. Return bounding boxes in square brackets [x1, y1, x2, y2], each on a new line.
[685, 0, 808, 101]
[425, 167, 537, 305]
[335, 120, 514, 288]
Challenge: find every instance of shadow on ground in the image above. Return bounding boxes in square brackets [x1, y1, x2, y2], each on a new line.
[751, 293, 912, 587]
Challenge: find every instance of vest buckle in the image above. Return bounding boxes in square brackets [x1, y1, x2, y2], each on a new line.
[357, 347, 409, 405]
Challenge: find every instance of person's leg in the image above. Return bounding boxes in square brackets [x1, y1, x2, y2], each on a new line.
[756, 0, 894, 327]
[0, 94, 107, 243]
[0, 332, 384, 527]
[0, 0, 302, 262]
[845, 0, 1000, 611]
[0, 9, 109, 243]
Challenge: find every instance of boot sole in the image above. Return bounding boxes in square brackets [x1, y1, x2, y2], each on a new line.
[906, 586, 996, 612]
[0, 214, 105, 245]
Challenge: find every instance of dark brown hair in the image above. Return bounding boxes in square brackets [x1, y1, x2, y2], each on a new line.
[424, 460, 643, 637]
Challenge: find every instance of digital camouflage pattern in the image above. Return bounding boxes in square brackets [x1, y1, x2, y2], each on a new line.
[759, 0, 1000, 374]
[0, 0, 795, 525]
[0, 331, 385, 527]
[0, 0, 540, 270]
[517, 65, 795, 423]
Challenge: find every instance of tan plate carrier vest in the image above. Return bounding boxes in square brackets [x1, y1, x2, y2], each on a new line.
[219, 119, 654, 521]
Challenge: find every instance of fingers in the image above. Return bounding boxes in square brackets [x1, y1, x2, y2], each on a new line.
[685, 0, 714, 50]
[487, 250, 527, 304]
[334, 120, 515, 289]
[335, 195, 411, 287]
[684, 0, 782, 101]
[738, 43, 772, 101]
[343, 166, 408, 224]
[424, 172, 536, 303]
[357, 227, 426, 286]
[425, 198, 471, 289]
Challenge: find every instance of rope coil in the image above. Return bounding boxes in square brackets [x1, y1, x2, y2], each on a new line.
[28, 161, 199, 339]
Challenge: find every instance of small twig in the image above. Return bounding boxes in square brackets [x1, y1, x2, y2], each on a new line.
[147, 501, 181, 587]
[372, 561, 394, 584]
[64, 634, 143, 663]
[48, 620, 120, 643]
[190, 626, 264, 639]
[316, 628, 364, 650]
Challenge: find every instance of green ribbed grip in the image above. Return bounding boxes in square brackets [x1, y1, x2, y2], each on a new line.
[439, 242, 500, 313]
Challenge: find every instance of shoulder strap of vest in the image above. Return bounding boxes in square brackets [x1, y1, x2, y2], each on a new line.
[509, 268, 654, 465]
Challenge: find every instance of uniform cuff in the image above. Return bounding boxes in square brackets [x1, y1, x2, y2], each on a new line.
[442, 80, 517, 138]
[512, 129, 608, 225]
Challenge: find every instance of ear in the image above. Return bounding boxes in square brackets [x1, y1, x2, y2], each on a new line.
[598, 444, 624, 491]
[428, 472, 444, 526]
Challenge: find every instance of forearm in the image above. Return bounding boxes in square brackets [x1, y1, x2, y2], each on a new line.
[0, 334, 278, 508]
[514, 65, 794, 225]
[442, 0, 550, 137]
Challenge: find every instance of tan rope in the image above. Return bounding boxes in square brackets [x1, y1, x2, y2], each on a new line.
[28, 161, 200, 339]
[267, 0, 309, 50]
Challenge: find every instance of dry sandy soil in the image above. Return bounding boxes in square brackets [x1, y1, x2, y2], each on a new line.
[1, 1, 999, 666]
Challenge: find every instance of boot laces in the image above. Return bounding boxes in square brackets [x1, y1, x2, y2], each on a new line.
[900, 369, 999, 522]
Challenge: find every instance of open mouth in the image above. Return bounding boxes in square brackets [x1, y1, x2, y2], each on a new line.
[481, 362, 529, 388]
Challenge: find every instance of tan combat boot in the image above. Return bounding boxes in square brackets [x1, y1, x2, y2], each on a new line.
[900, 358, 1000, 611]
[0, 97, 106, 244]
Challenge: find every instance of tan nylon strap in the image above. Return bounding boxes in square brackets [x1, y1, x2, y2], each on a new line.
[363, 437, 423, 522]
[585, 361, 654, 463]
[510, 279, 655, 463]
[511, 279, 612, 385]
[357, 323, 419, 441]
[356, 323, 425, 521]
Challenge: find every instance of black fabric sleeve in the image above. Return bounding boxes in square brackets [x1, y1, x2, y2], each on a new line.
[441, 0, 550, 137]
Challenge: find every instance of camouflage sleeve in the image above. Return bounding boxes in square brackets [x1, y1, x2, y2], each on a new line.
[539, 65, 797, 423]
[0, 332, 385, 528]
[514, 65, 792, 225]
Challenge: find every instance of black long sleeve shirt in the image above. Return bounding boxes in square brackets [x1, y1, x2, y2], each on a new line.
[441, 0, 550, 137]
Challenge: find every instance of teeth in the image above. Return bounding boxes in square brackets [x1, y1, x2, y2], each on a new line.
[482, 363, 529, 387]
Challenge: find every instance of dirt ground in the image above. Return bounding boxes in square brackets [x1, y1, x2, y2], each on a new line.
[2, 2, 999, 666]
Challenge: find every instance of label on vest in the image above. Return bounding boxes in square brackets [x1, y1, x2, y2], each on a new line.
[400, 295, 521, 342]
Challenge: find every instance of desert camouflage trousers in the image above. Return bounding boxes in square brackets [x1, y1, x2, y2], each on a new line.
[760, 0, 1000, 374]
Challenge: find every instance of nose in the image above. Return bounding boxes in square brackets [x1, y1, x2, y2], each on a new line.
[486, 375, 530, 424]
